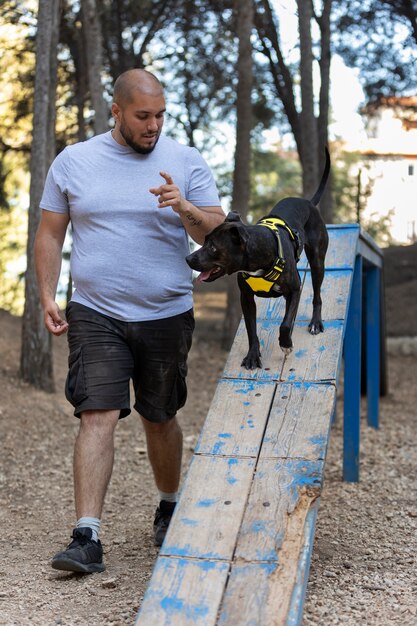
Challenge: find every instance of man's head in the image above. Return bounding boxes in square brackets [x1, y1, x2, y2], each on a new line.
[111, 69, 166, 154]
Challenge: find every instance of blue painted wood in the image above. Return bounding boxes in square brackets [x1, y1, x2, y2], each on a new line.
[135, 557, 229, 626]
[343, 254, 362, 482]
[286, 499, 320, 626]
[365, 266, 381, 428]
[136, 224, 386, 626]
[324, 224, 359, 270]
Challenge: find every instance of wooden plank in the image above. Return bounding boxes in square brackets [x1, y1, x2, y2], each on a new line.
[325, 225, 359, 269]
[161, 455, 256, 560]
[136, 557, 229, 626]
[297, 269, 351, 322]
[217, 562, 284, 626]
[260, 383, 336, 461]
[217, 459, 323, 625]
[280, 321, 343, 383]
[195, 379, 276, 458]
[222, 319, 285, 381]
[234, 458, 323, 562]
[286, 500, 320, 626]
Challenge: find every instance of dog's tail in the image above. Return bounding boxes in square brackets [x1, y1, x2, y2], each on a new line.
[311, 147, 331, 206]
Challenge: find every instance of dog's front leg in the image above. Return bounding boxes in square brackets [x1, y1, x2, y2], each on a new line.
[279, 286, 301, 354]
[238, 276, 261, 369]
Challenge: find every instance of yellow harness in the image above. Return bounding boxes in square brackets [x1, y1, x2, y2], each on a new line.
[241, 217, 300, 295]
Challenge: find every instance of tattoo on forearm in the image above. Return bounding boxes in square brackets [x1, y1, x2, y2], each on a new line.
[186, 213, 202, 227]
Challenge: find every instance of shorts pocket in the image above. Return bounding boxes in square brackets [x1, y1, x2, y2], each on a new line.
[65, 346, 88, 406]
[168, 361, 188, 415]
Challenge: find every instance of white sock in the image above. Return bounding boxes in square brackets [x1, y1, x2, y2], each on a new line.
[158, 491, 178, 504]
[77, 516, 101, 542]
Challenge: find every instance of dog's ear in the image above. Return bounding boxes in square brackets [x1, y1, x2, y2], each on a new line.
[225, 211, 242, 223]
[229, 224, 249, 246]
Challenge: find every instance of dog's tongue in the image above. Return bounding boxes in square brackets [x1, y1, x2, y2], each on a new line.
[197, 270, 212, 283]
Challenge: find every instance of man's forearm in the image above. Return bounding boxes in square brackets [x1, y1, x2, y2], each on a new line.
[34, 231, 63, 307]
[178, 202, 225, 244]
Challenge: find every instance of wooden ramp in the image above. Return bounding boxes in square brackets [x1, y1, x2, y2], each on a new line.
[135, 224, 384, 626]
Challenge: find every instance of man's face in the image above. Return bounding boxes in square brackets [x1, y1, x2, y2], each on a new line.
[112, 92, 166, 154]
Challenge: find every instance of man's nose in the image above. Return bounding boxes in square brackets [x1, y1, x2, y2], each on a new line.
[147, 117, 159, 132]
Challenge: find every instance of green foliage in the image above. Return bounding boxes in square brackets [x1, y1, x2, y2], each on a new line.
[333, 0, 417, 100]
[249, 146, 301, 221]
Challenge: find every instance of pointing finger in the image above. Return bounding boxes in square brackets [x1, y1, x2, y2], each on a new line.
[160, 171, 174, 185]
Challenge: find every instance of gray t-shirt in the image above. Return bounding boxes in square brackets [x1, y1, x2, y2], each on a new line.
[40, 131, 221, 321]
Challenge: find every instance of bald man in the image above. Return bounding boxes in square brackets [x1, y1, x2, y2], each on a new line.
[35, 69, 224, 573]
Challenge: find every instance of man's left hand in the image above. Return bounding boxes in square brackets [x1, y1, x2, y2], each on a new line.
[149, 171, 190, 214]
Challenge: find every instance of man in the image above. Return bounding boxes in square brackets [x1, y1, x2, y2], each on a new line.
[35, 69, 225, 574]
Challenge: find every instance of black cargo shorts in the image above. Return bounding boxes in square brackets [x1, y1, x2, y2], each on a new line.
[64, 302, 195, 422]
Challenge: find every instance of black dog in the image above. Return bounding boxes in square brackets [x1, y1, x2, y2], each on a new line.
[186, 150, 330, 369]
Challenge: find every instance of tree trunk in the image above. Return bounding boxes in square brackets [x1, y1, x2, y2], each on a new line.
[81, 0, 108, 134]
[255, 0, 303, 156]
[316, 0, 333, 222]
[297, 0, 319, 198]
[20, 0, 61, 392]
[222, 0, 254, 350]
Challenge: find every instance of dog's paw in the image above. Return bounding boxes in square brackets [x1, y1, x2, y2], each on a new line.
[280, 345, 293, 355]
[241, 353, 262, 370]
[308, 320, 324, 335]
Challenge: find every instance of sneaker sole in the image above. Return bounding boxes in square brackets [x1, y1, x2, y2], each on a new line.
[52, 557, 106, 574]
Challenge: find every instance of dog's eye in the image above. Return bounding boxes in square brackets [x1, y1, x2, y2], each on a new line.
[209, 243, 217, 254]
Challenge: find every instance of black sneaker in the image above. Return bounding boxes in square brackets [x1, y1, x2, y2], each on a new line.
[153, 500, 176, 547]
[51, 527, 105, 573]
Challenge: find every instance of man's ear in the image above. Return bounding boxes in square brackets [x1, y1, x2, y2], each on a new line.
[225, 211, 242, 223]
[229, 224, 249, 246]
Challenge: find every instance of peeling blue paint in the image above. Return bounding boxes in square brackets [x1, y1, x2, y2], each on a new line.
[218, 432, 232, 439]
[160, 596, 209, 619]
[255, 547, 279, 561]
[251, 519, 268, 533]
[197, 498, 217, 507]
[212, 441, 225, 455]
[165, 544, 223, 559]
[226, 458, 239, 484]
[180, 518, 199, 527]
[295, 349, 307, 358]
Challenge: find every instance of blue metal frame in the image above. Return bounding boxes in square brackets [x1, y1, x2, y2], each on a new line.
[343, 255, 362, 482]
[365, 266, 381, 428]
[342, 228, 384, 482]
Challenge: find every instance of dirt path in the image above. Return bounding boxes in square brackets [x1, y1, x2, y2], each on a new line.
[0, 298, 416, 625]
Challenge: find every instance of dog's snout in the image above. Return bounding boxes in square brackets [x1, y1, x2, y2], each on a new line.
[185, 252, 198, 269]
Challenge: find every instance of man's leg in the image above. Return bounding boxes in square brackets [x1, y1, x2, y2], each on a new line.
[74, 409, 120, 518]
[140, 415, 183, 494]
[51, 409, 119, 573]
[141, 415, 183, 546]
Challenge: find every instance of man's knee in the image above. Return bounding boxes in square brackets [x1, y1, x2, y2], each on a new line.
[79, 409, 120, 434]
[140, 415, 181, 435]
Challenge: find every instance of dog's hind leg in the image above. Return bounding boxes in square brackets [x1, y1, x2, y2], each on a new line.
[279, 283, 302, 354]
[304, 232, 328, 335]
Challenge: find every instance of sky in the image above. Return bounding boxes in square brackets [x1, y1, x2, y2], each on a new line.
[263, 0, 367, 149]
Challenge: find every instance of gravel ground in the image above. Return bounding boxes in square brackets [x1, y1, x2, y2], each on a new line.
[0, 275, 416, 625]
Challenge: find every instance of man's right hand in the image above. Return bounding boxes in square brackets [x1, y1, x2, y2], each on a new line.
[43, 301, 68, 336]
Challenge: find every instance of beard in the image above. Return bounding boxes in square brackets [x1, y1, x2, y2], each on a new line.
[119, 120, 161, 155]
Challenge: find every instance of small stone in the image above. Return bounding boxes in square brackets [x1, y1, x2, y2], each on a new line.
[101, 577, 117, 589]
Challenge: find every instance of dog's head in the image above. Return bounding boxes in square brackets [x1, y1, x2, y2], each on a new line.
[186, 212, 249, 282]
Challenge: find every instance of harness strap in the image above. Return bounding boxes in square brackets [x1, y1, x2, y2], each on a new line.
[241, 217, 300, 295]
